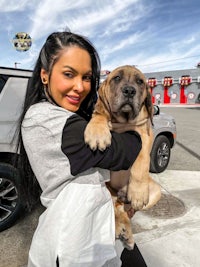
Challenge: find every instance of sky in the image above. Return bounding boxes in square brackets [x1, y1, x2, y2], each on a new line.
[1, 0, 200, 74]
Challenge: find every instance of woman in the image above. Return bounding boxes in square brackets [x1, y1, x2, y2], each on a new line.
[17, 31, 147, 267]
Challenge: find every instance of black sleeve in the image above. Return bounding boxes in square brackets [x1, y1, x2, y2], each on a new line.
[61, 114, 142, 176]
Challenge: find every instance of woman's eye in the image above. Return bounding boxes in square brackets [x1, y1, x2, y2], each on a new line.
[83, 75, 92, 82]
[64, 72, 73, 78]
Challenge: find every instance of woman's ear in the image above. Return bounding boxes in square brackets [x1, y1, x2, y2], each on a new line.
[40, 69, 49, 84]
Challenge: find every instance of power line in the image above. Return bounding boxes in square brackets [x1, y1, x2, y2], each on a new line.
[138, 55, 200, 67]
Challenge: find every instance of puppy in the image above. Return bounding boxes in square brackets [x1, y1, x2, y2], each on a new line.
[84, 65, 161, 249]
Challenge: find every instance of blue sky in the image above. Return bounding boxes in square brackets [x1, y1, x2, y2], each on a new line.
[1, 0, 200, 73]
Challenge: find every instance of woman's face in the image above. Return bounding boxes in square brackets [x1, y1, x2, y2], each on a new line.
[41, 46, 92, 112]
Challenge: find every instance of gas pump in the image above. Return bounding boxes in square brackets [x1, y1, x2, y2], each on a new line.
[163, 77, 173, 104]
[179, 76, 192, 104]
[147, 78, 157, 104]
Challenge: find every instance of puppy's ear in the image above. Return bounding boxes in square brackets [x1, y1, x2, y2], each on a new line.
[144, 85, 154, 125]
[93, 79, 111, 120]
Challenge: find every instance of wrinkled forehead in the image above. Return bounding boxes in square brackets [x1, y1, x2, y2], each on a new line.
[108, 67, 146, 83]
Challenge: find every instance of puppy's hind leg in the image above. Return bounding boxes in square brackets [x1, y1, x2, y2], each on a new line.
[114, 201, 134, 250]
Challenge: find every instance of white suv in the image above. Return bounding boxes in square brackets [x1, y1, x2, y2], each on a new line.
[0, 67, 176, 231]
[0, 67, 31, 231]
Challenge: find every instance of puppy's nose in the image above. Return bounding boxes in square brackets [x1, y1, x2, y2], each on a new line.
[122, 86, 136, 98]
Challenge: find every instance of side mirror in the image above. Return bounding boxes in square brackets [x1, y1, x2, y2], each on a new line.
[153, 105, 160, 115]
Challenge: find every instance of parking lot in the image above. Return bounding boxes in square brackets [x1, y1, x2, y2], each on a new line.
[0, 105, 200, 267]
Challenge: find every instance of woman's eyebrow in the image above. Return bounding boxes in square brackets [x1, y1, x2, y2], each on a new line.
[63, 65, 77, 72]
[63, 65, 92, 74]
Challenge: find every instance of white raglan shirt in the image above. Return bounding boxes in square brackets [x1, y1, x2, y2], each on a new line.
[22, 101, 141, 267]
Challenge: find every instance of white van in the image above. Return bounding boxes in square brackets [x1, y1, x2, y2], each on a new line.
[0, 67, 32, 231]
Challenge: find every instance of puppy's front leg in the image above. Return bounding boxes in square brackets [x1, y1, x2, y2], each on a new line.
[128, 128, 153, 210]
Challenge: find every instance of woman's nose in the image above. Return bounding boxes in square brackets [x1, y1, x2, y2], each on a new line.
[74, 78, 84, 92]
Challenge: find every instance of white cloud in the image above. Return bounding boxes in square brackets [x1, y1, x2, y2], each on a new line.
[28, 0, 141, 40]
[1, 0, 200, 72]
[28, 0, 95, 39]
[0, 0, 38, 12]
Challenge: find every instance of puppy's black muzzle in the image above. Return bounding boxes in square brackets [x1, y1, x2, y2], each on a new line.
[122, 86, 136, 98]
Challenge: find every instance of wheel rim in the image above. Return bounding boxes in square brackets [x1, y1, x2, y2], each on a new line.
[0, 178, 18, 222]
[157, 142, 170, 168]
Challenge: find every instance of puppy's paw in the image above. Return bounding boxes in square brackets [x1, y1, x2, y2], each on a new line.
[142, 178, 161, 210]
[116, 223, 134, 250]
[128, 182, 149, 210]
[84, 121, 111, 151]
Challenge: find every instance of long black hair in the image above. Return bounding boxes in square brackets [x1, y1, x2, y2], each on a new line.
[15, 31, 101, 209]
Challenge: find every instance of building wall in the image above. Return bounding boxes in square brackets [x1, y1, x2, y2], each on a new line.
[144, 68, 200, 104]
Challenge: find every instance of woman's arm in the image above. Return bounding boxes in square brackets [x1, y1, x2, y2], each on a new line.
[61, 114, 142, 176]
[110, 170, 131, 190]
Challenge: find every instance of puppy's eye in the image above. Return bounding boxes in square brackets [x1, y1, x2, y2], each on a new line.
[113, 75, 121, 82]
[137, 79, 144, 85]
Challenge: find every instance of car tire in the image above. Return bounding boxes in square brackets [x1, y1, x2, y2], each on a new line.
[150, 135, 171, 173]
[0, 163, 24, 231]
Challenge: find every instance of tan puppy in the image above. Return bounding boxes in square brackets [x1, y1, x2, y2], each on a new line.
[84, 65, 161, 249]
